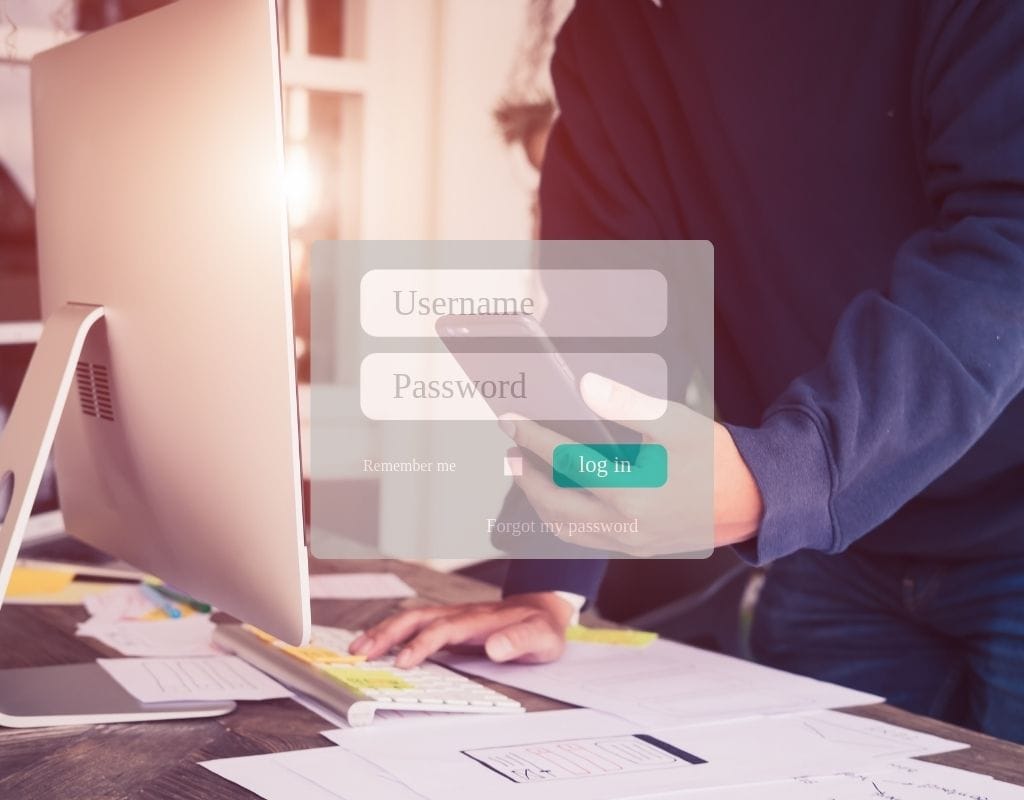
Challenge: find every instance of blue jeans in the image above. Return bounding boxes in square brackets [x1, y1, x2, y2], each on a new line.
[750, 548, 1024, 743]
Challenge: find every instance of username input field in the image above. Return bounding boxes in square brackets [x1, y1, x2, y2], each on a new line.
[360, 269, 668, 338]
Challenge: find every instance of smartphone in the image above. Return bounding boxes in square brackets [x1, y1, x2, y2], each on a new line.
[435, 314, 640, 461]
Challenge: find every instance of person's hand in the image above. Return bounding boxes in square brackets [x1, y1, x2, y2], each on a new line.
[347, 591, 574, 669]
[500, 372, 763, 556]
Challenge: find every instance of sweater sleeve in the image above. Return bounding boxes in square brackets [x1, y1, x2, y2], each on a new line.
[731, 0, 1024, 564]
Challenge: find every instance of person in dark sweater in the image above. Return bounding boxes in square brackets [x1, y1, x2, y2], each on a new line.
[352, 1, 1024, 741]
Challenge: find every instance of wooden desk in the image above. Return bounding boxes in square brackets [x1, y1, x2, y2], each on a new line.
[1, 556, 1022, 798]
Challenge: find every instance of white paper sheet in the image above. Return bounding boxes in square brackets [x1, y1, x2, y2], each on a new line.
[202, 747, 424, 800]
[83, 584, 162, 621]
[326, 708, 966, 800]
[308, 573, 416, 600]
[277, 748, 424, 800]
[199, 748, 1024, 800]
[97, 656, 292, 703]
[667, 758, 1024, 800]
[201, 724, 1000, 800]
[436, 638, 882, 728]
[200, 747, 1021, 800]
[201, 752, 344, 800]
[77, 615, 222, 657]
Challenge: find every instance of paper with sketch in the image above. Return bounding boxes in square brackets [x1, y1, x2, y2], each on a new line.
[436, 637, 882, 728]
[84, 584, 171, 621]
[325, 708, 964, 800]
[671, 758, 1024, 800]
[463, 732, 705, 783]
[200, 749, 1016, 800]
[98, 656, 291, 703]
[78, 615, 221, 657]
[307, 573, 416, 600]
[203, 725, 988, 800]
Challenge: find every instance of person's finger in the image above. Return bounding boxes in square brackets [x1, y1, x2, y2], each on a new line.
[485, 613, 566, 664]
[394, 605, 537, 668]
[579, 372, 671, 439]
[350, 606, 459, 659]
[497, 415, 573, 466]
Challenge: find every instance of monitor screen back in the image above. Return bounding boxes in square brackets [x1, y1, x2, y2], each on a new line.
[31, 0, 309, 643]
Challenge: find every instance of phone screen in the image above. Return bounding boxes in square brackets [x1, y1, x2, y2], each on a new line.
[436, 314, 641, 464]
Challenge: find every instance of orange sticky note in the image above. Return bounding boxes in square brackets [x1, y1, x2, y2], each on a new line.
[278, 644, 366, 666]
[243, 624, 281, 644]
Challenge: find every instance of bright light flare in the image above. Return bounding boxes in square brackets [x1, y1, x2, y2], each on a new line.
[285, 143, 317, 228]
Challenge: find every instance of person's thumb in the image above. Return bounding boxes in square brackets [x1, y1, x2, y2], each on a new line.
[580, 372, 667, 436]
[484, 614, 566, 664]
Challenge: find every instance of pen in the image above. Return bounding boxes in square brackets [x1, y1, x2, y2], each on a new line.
[150, 582, 212, 613]
[139, 582, 182, 618]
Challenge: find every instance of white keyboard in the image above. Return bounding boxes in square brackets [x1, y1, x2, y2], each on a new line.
[213, 623, 524, 727]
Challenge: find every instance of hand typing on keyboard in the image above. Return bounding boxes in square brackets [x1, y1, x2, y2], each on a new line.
[348, 592, 575, 669]
[232, 623, 523, 722]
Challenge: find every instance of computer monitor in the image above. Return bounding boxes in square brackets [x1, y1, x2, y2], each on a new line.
[0, 0, 310, 726]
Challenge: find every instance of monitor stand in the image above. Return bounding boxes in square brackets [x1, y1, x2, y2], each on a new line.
[0, 303, 235, 727]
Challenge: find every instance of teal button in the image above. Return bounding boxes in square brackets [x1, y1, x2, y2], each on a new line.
[552, 444, 667, 488]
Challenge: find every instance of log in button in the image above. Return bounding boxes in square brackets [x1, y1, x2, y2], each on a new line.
[552, 444, 668, 488]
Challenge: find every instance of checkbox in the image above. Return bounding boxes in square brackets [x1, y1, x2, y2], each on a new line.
[503, 456, 523, 477]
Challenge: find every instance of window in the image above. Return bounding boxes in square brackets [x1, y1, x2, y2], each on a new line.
[280, 1, 367, 382]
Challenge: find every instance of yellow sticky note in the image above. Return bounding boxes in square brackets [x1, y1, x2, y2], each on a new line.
[4, 580, 117, 606]
[566, 625, 658, 647]
[278, 644, 366, 666]
[323, 667, 412, 691]
[6, 566, 74, 598]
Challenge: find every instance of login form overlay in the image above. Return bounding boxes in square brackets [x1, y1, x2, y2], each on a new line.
[310, 241, 714, 561]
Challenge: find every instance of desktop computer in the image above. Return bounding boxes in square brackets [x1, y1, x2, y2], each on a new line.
[0, 0, 310, 725]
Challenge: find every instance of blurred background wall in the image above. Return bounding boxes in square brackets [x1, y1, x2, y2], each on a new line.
[0, 0, 570, 553]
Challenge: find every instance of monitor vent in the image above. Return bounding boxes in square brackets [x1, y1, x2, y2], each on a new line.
[76, 362, 115, 422]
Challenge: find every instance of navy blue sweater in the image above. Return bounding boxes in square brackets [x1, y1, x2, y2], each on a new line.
[505, 0, 1024, 601]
